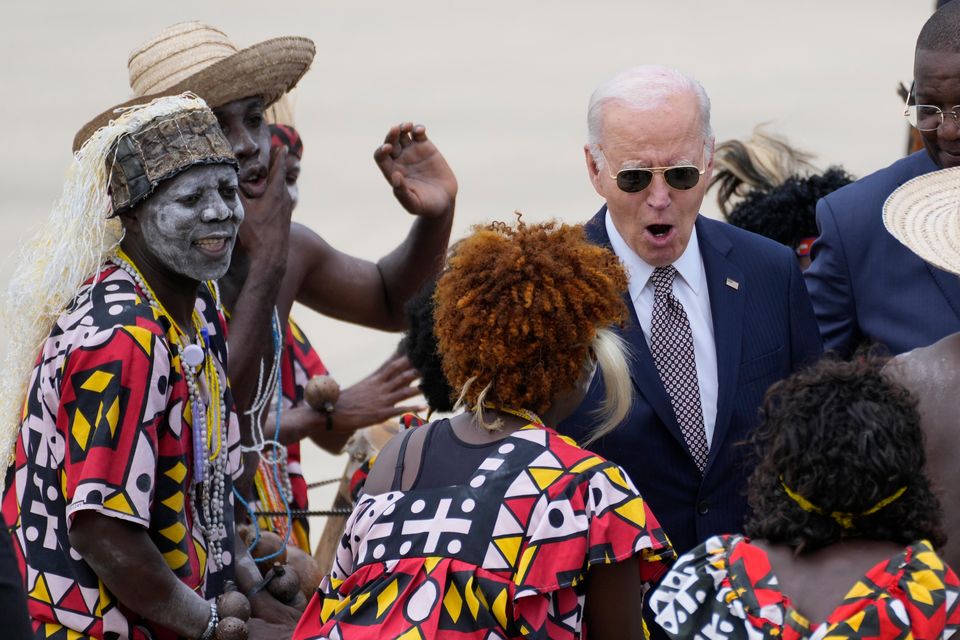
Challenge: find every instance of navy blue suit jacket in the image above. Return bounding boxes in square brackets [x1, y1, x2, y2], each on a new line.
[805, 151, 960, 357]
[559, 208, 822, 556]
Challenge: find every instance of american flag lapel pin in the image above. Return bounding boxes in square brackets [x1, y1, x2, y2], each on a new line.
[725, 277, 740, 290]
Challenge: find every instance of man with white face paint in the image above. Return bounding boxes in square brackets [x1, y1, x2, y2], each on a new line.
[89, 26, 458, 551]
[0, 95, 292, 639]
[559, 66, 822, 574]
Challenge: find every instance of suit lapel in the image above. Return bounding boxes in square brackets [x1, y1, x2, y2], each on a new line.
[926, 263, 960, 324]
[696, 217, 745, 475]
[586, 206, 690, 450]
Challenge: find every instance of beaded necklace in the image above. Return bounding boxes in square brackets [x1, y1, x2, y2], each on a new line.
[111, 249, 228, 570]
[481, 403, 545, 426]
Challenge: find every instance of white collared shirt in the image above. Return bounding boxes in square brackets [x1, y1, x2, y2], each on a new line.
[605, 211, 719, 447]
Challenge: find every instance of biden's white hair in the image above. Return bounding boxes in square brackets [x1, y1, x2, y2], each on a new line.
[586, 65, 713, 169]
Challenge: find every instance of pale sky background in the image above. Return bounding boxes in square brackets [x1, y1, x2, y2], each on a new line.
[0, 1, 935, 547]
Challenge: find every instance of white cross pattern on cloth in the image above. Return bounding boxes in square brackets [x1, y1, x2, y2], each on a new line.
[649, 265, 709, 472]
[401, 497, 471, 553]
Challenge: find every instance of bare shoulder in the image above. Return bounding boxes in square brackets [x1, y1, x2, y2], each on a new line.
[362, 425, 429, 495]
[289, 222, 331, 257]
[885, 332, 960, 390]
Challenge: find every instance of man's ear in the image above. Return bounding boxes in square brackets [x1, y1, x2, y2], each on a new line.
[702, 137, 716, 185]
[584, 145, 603, 194]
[116, 204, 141, 236]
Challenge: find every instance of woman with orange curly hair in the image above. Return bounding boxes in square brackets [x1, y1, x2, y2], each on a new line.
[294, 220, 675, 640]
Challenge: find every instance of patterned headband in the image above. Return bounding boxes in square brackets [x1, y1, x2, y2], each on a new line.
[269, 123, 303, 159]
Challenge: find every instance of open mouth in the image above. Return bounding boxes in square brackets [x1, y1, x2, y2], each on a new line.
[194, 237, 230, 255]
[239, 167, 268, 198]
[648, 224, 673, 238]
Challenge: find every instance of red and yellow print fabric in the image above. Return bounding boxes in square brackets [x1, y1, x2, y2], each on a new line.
[294, 425, 674, 640]
[651, 534, 960, 639]
[1, 265, 242, 640]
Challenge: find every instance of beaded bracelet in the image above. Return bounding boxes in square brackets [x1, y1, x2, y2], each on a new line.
[198, 601, 218, 640]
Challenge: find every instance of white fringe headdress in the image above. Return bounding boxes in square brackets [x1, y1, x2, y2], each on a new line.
[0, 93, 214, 487]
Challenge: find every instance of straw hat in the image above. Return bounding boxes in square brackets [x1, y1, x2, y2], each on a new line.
[73, 22, 315, 151]
[883, 166, 960, 276]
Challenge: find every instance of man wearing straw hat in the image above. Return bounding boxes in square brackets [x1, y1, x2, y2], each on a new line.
[805, 1, 960, 357]
[99, 21, 457, 455]
[2, 95, 292, 640]
[882, 166, 960, 574]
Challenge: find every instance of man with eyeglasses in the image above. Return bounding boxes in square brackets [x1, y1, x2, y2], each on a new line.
[804, 1, 960, 357]
[559, 65, 821, 581]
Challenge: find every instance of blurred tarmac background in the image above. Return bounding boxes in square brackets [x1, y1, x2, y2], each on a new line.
[0, 0, 932, 547]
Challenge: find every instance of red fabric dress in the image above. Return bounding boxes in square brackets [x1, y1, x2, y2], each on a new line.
[294, 424, 675, 640]
[650, 534, 960, 639]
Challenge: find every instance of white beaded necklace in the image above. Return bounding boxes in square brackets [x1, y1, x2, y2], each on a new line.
[111, 250, 228, 571]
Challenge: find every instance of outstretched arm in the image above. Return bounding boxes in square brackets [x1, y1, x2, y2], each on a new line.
[273, 353, 423, 453]
[280, 123, 456, 330]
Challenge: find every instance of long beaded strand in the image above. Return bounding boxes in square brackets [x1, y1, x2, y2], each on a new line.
[231, 312, 293, 564]
[111, 249, 228, 570]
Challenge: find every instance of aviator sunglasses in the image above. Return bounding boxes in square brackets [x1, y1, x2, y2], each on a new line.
[600, 149, 706, 193]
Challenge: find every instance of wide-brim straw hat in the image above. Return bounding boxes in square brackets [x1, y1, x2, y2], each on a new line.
[883, 166, 960, 276]
[73, 22, 315, 152]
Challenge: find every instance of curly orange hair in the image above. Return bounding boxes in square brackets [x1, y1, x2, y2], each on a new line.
[434, 220, 628, 415]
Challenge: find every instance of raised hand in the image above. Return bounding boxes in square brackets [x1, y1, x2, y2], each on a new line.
[374, 122, 458, 219]
[238, 145, 293, 275]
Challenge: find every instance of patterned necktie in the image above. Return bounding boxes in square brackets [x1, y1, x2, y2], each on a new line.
[649, 265, 709, 472]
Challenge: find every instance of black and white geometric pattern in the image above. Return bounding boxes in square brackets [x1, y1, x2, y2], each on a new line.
[649, 265, 709, 472]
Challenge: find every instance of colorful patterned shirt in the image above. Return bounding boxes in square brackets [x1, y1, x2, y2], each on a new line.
[650, 534, 960, 639]
[1, 265, 242, 640]
[293, 424, 675, 640]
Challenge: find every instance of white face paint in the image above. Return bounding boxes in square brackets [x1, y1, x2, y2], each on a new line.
[137, 164, 244, 281]
[284, 153, 301, 210]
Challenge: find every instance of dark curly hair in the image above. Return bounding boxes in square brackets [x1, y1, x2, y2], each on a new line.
[744, 357, 945, 552]
[401, 278, 455, 413]
[725, 169, 852, 250]
[711, 131, 853, 252]
[433, 220, 627, 415]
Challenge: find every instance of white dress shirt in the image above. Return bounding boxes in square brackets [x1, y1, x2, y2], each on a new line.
[605, 212, 719, 447]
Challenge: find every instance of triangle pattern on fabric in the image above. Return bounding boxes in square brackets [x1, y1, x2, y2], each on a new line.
[528, 468, 563, 491]
[491, 505, 524, 537]
[504, 472, 539, 498]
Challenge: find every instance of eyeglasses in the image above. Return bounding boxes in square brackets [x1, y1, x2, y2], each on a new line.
[903, 82, 960, 132]
[600, 149, 706, 193]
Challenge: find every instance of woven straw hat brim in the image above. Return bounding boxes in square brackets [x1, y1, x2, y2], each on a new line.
[73, 36, 315, 152]
[883, 166, 960, 276]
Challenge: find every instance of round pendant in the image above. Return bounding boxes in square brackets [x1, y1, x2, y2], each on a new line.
[182, 343, 205, 368]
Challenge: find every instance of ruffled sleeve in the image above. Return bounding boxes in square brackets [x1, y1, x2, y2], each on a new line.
[886, 540, 960, 639]
[648, 534, 749, 639]
[510, 457, 676, 636]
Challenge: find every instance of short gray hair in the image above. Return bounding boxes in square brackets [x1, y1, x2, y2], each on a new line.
[586, 65, 713, 168]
